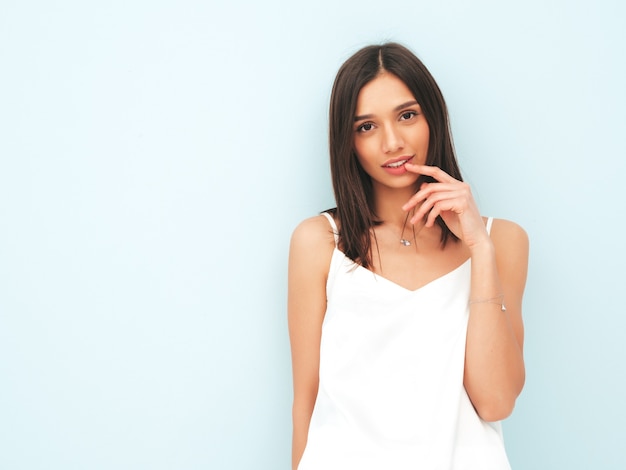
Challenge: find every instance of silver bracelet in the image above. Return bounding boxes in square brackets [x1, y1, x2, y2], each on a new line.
[469, 294, 507, 312]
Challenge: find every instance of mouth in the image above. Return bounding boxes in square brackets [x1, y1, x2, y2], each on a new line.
[382, 155, 414, 168]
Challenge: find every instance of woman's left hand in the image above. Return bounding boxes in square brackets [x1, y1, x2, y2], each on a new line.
[402, 163, 489, 250]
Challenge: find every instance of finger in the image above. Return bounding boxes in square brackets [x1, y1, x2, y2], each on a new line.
[423, 200, 463, 228]
[410, 191, 469, 224]
[404, 163, 457, 184]
[425, 204, 442, 227]
[413, 198, 445, 228]
[402, 182, 439, 211]
[402, 189, 426, 212]
[403, 162, 424, 175]
[402, 182, 465, 212]
[407, 180, 472, 210]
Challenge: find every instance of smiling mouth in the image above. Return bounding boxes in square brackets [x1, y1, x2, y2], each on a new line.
[383, 156, 413, 168]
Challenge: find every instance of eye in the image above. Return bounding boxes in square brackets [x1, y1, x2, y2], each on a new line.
[400, 111, 417, 121]
[356, 122, 375, 133]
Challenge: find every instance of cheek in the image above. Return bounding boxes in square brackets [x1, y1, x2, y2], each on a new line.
[353, 145, 376, 176]
[353, 139, 375, 164]
[354, 152, 368, 171]
[414, 126, 430, 151]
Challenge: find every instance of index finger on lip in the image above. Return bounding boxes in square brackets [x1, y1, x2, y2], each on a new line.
[405, 164, 454, 183]
[403, 162, 423, 175]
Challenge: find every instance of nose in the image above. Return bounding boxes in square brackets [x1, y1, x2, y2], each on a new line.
[381, 124, 404, 154]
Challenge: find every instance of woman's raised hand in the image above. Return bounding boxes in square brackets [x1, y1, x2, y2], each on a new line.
[402, 163, 489, 250]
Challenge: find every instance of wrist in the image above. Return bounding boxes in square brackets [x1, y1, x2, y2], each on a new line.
[468, 239, 496, 259]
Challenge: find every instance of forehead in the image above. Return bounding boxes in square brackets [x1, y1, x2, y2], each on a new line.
[355, 73, 416, 113]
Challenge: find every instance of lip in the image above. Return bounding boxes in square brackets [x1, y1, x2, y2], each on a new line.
[381, 155, 415, 169]
[381, 155, 414, 169]
[381, 155, 415, 176]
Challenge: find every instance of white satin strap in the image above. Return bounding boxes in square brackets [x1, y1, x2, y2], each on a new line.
[486, 216, 494, 235]
[321, 212, 339, 246]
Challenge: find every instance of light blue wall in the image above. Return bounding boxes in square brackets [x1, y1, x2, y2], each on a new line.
[1, 1, 624, 468]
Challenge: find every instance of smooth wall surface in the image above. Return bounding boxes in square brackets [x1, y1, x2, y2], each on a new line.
[1, 1, 625, 468]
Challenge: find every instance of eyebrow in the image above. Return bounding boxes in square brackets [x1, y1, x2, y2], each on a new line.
[354, 100, 420, 122]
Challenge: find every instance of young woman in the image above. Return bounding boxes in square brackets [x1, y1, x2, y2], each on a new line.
[288, 43, 528, 470]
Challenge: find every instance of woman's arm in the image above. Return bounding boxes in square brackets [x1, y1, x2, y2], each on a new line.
[288, 215, 334, 469]
[402, 163, 528, 421]
[463, 218, 528, 421]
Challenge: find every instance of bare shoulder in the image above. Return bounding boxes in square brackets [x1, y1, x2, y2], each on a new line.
[489, 218, 529, 295]
[289, 214, 336, 278]
[489, 218, 529, 255]
[291, 213, 336, 250]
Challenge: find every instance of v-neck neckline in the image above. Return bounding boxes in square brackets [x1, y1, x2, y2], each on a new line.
[333, 247, 470, 293]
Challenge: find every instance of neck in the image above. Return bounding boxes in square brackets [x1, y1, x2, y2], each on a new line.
[373, 184, 420, 228]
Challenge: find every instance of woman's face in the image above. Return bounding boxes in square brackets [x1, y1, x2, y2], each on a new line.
[353, 72, 430, 191]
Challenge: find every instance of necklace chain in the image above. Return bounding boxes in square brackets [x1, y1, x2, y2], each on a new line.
[400, 211, 417, 247]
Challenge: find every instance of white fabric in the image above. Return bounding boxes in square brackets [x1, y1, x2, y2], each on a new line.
[299, 214, 510, 470]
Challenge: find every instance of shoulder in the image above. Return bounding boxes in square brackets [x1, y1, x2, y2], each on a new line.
[489, 218, 529, 254]
[488, 218, 529, 288]
[289, 214, 336, 276]
[291, 213, 336, 251]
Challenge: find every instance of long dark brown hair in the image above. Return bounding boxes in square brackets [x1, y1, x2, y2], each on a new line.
[328, 42, 462, 269]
